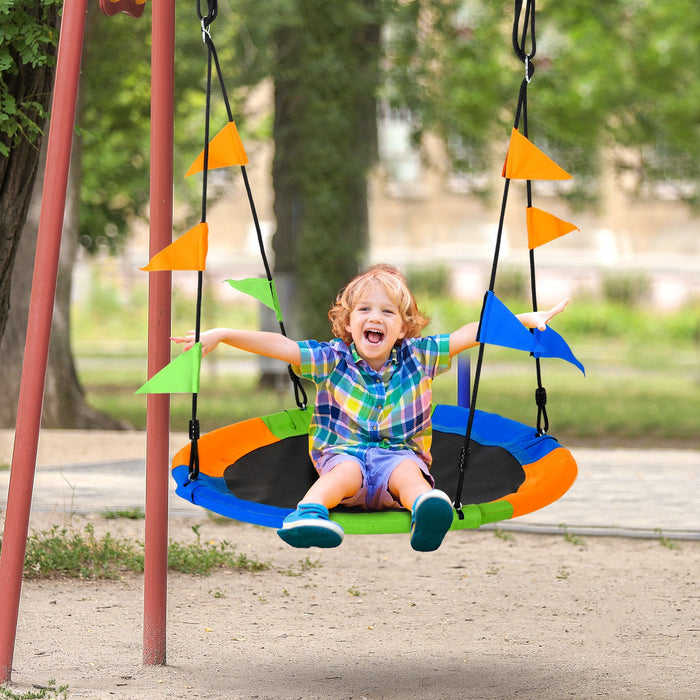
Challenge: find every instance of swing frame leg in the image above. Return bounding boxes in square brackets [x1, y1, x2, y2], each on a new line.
[0, 0, 89, 683]
[143, 0, 176, 667]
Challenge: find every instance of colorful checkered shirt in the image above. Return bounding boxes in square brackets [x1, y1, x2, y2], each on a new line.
[294, 335, 452, 467]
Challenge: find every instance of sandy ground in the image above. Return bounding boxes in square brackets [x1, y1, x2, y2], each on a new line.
[1, 431, 699, 699]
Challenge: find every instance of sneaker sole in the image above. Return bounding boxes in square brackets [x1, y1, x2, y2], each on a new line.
[410, 494, 454, 552]
[277, 521, 344, 549]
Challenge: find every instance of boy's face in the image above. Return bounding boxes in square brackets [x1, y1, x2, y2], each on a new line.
[346, 283, 406, 371]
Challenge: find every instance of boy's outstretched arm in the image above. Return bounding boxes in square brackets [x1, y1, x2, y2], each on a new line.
[171, 328, 302, 365]
[448, 298, 570, 357]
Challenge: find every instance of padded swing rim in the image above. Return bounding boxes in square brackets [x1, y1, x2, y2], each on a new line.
[171, 405, 577, 533]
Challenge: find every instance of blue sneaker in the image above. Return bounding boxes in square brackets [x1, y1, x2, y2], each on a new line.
[410, 490, 454, 552]
[277, 503, 344, 548]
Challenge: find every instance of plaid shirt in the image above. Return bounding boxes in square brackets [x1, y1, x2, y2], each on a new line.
[294, 335, 452, 467]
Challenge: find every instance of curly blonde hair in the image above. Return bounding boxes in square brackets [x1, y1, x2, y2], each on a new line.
[328, 264, 430, 344]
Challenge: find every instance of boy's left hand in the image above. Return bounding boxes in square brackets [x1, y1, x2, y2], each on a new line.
[520, 297, 569, 331]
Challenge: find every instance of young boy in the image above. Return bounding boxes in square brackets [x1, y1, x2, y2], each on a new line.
[172, 264, 567, 551]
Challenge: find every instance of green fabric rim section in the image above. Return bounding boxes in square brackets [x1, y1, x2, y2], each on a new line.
[260, 408, 312, 440]
[331, 499, 515, 535]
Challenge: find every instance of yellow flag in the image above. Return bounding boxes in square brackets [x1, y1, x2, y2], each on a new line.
[140, 222, 209, 271]
[526, 207, 579, 249]
[502, 128, 572, 181]
[185, 122, 249, 177]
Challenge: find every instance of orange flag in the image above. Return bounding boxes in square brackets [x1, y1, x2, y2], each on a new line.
[185, 121, 249, 177]
[502, 128, 572, 181]
[140, 222, 209, 271]
[526, 207, 579, 249]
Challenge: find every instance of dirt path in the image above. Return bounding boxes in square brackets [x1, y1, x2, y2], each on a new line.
[5, 513, 699, 699]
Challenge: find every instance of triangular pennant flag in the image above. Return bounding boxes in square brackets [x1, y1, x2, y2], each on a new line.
[185, 121, 249, 177]
[225, 278, 283, 322]
[134, 343, 202, 394]
[527, 207, 579, 249]
[140, 223, 209, 271]
[477, 291, 537, 353]
[532, 327, 586, 375]
[502, 128, 572, 181]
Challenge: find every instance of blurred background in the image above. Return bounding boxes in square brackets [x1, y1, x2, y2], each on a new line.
[1, 0, 698, 449]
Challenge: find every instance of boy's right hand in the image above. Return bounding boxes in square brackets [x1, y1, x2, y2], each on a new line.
[170, 329, 221, 357]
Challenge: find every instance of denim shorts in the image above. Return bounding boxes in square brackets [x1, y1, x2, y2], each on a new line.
[316, 447, 434, 510]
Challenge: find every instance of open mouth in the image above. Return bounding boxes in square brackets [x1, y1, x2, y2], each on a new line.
[364, 328, 385, 345]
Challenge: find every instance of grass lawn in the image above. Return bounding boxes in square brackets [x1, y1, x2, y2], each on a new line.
[74, 292, 700, 449]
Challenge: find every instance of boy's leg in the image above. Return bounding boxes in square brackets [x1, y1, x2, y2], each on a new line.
[388, 458, 454, 552]
[387, 459, 433, 511]
[277, 459, 363, 549]
[301, 459, 363, 509]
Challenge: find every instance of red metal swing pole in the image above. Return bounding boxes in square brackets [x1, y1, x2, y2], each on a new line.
[0, 0, 89, 682]
[143, 0, 175, 666]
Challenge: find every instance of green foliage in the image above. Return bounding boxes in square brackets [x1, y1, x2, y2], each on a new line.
[405, 265, 450, 297]
[654, 528, 681, 550]
[559, 524, 586, 547]
[493, 267, 528, 303]
[100, 507, 145, 520]
[384, 1, 700, 208]
[607, 0, 700, 205]
[78, 3, 246, 253]
[535, 1, 700, 205]
[4, 523, 270, 579]
[0, 680, 68, 700]
[601, 272, 652, 307]
[166, 525, 270, 575]
[385, 0, 512, 183]
[21, 524, 143, 579]
[0, 0, 62, 157]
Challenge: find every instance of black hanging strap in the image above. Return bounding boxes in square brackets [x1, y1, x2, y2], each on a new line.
[203, 13, 307, 410]
[196, 0, 217, 28]
[453, 0, 548, 514]
[188, 1, 306, 481]
[187, 2, 219, 482]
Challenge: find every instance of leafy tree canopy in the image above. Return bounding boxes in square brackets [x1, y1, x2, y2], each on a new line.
[0, 0, 62, 157]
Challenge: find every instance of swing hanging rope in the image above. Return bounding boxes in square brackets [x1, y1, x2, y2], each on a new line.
[187, 0, 307, 481]
[453, 0, 548, 516]
[513, 0, 549, 436]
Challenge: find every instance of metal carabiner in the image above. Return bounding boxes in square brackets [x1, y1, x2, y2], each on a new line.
[201, 17, 211, 44]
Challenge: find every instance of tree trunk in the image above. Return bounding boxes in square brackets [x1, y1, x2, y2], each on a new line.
[0, 3, 60, 341]
[270, 2, 381, 343]
[0, 138, 127, 430]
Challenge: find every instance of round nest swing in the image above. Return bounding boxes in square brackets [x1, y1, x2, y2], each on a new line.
[171, 404, 577, 533]
[135, 0, 583, 537]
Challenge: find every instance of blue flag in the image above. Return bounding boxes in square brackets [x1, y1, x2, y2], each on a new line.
[477, 291, 534, 352]
[477, 291, 585, 374]
[533, 327, 585, 375]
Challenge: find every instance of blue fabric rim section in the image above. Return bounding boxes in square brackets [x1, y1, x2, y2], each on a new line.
[432, 405, 559, 465]
[173, 464, 291, 528]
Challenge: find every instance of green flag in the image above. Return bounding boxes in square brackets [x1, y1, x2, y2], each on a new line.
[225, 277, 283, 322]
[135, 343, 202, 394]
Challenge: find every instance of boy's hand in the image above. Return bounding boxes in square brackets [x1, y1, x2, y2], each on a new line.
[519, 297, 569, 331]
[170, 329, 221, 357]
